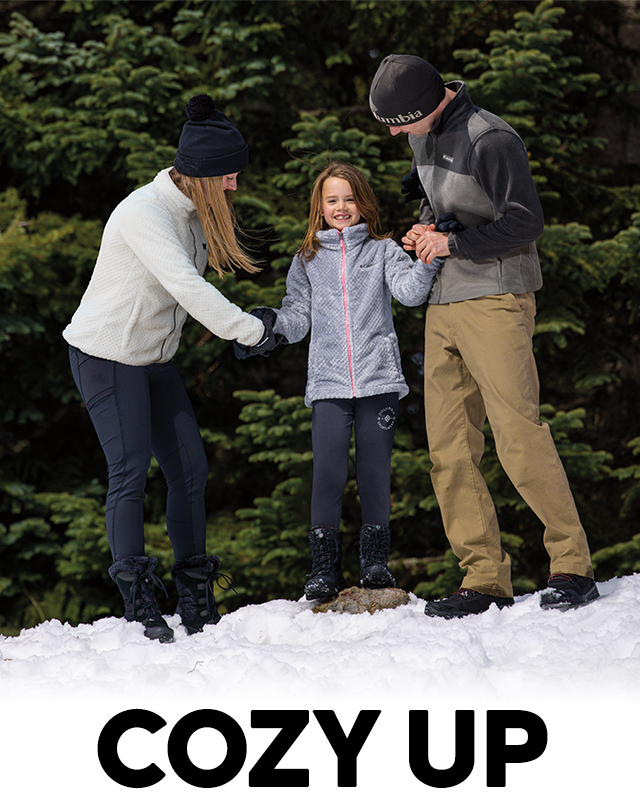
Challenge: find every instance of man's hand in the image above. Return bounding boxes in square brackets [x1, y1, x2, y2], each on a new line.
[404, 223, 450, 264]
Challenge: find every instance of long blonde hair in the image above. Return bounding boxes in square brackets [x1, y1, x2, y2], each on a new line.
[298, 161, 388, 263]
[169, 168, 260, 277]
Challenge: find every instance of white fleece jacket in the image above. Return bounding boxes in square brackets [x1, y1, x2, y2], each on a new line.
[63, 168, 264, 365]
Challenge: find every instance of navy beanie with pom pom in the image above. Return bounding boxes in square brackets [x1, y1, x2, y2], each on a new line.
[174, 95, 248, 177]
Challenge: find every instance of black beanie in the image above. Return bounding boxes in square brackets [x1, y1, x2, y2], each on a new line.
[369, 54, 445, 126]
[174, 95, 249, 177]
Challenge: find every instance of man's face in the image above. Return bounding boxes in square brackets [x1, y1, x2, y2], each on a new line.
[385, 89, 454, 138]
[388, 113, 436, 138]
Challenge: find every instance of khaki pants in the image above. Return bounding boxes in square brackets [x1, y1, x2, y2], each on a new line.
[424, 293, 593, 598]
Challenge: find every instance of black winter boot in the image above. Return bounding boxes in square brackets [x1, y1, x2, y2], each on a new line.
[540, 573, 600, 610]
[424, 588, 514, 619]
[305, 526, 346, 601]
[108, 556, 174, 643]
[171, 555, 227, 634]
[359, 524, 396, 588]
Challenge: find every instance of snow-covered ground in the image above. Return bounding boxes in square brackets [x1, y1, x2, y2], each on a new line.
[1, 574, 638, 791]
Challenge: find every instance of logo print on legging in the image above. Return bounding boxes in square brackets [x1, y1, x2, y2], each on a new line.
[377, 406, 396, 430]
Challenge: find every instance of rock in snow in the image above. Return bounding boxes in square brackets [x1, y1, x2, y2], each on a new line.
[312, 586, 411, 614]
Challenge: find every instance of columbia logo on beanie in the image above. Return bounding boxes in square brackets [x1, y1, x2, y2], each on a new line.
[369, 54, 445, 126]
[174, 94, 249, 178]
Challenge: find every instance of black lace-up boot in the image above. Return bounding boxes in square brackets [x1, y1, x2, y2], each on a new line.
[171, 555, 229, 634]
[304, 526, 346, 601]
[359, 524, 396, 588]
[109, 556, 174, 643]
[540, 573, 599, 610]
[424, 588, 514, 619]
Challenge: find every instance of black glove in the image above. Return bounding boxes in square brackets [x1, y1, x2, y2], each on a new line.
[233, 307, 287, 360]
[400, 168, 426, 204]
[434, 212, 464, 234]
[250, 307, 288, 348]
[427, 213, 465, 268]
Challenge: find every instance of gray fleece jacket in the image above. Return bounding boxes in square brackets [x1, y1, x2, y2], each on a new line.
[272, 223, 441, 407]
[411, 81, 544, 304]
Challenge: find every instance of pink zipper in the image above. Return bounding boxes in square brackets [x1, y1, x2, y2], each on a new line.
[339, 231, 357, 397]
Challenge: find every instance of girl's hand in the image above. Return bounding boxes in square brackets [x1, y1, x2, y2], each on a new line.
[402, 223, 429, 251]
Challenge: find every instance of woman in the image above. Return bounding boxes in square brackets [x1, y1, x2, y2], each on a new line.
[64, 95, 274, 641]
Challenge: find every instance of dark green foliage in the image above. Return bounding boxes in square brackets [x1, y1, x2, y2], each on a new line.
[1, 1, 640, 630]
[224, 389, 316, 603]
[592, 533, 640, 581]
[0, 189, 104, 496]
[0, 8, 195, 218]
[0, 481, 110, 629]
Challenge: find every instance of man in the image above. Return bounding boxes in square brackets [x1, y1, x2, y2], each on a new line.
[369, 54, 599, 618]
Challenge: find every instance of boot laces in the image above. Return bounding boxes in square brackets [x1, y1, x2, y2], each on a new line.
[361, 530, 389, 565]
[130, 571, 167, 619]
[309, 538, 338, 576]
[195, 571, 236, 615]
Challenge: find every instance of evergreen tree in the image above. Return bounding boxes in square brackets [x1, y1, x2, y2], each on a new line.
[1, 1, 639, 628]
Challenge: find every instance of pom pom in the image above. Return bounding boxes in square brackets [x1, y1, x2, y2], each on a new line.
[185, 95, 217, 122]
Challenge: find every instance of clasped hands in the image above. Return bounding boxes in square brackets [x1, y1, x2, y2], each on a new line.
[402, 224, 450, 265]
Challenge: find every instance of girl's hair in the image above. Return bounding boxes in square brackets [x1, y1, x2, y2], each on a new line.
[169, 168, 260, 277]
[298, 161, 388, 262]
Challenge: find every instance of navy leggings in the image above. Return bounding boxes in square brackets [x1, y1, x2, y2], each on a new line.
[69, 347, 208, 562]
[310, 393, 399, 529]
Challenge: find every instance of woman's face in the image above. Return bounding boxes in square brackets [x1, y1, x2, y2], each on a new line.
[321, 177, 361, 231]
[222, 173, 240, 192]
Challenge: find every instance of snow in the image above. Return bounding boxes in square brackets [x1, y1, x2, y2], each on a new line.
[2, 575, 638, 791]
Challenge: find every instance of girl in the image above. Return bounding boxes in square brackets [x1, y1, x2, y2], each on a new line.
[240, 161, 443, 600]
[63, 95, 276, 641]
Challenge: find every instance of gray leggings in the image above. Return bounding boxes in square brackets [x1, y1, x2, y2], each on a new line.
[310, 393, 399, 529]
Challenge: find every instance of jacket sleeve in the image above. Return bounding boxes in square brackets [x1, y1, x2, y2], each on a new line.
[418, 198, 437, 227]
[383, 239, 442, 306]
[271, 257, 312, 343]
[119, 200, 264, 346]
[448, 129, 544, 260]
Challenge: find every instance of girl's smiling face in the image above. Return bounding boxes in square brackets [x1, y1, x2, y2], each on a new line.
[321, 177, 362, 231]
